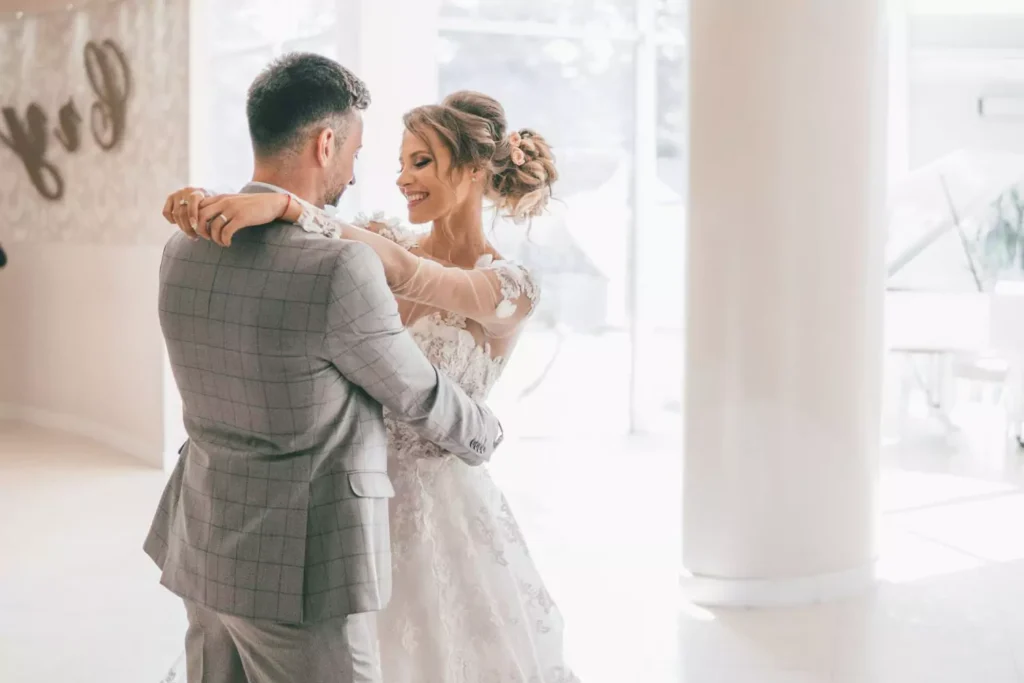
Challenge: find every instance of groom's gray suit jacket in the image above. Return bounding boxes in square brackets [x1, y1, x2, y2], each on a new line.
[144, 183, 502, 624]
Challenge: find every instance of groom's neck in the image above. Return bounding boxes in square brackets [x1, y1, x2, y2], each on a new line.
[252, 163, 323, 208]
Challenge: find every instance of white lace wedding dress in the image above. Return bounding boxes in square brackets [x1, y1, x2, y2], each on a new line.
[161, 212, 578, 683]
[360, 215, 578, 683]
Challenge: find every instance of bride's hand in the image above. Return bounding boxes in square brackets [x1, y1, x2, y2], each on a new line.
[162, 187, 209, 240]
[196, 193, 290, 246]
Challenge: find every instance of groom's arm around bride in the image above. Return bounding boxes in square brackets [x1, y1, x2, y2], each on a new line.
[324, 236, 503, 464]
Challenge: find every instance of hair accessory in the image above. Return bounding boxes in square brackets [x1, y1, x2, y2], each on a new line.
[508, 132, 526, 166]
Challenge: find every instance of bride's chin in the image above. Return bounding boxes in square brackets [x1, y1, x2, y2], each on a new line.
[406, 209, 432, 225]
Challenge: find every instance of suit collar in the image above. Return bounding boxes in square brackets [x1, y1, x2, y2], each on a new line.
[242, 181, 288, 195]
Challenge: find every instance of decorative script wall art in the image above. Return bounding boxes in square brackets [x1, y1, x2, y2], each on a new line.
[0, 0, 188, 245]
[1, 39, 132, 201]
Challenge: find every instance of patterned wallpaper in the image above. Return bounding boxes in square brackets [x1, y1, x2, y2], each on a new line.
[0, 0, 188, 245]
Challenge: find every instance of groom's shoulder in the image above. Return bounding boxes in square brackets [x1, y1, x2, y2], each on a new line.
[276, 225, 374, 263]
[160, 229, 197, 264]
[263, 229, 382, 287]
[157, 225, 376, 277]
[320, 238, 388, 293]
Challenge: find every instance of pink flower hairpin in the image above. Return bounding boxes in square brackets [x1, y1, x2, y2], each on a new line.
[508, 132, 526, 166]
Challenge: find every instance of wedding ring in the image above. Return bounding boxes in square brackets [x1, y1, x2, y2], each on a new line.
[218, 214, 230, 223]
[179, 198, 188, 206]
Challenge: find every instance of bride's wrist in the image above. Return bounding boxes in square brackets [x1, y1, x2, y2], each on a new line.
[279, 194, 303, 223]
[275, 194, 291, 222]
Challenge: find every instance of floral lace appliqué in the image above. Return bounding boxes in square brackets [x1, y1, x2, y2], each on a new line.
[352, 211, 421, 249]
[482, 256, 540, 320]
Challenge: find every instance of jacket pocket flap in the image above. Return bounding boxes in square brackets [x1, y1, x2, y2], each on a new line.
[347, 471, 396, 498]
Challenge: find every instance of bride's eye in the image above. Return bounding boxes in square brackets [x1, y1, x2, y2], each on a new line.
[414, 158, 432, 169]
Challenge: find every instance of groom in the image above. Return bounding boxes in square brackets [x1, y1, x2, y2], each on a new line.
[144, 53, 503, 683]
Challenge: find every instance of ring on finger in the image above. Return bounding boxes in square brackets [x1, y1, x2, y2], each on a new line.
[179, 198, 188, 206]
[218, 214, 230, 223]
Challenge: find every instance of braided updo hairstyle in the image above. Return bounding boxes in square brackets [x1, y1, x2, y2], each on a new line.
[402, 90, 558, 222]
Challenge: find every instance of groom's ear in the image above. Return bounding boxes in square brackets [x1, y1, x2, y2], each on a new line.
[315, 128, 335, 168]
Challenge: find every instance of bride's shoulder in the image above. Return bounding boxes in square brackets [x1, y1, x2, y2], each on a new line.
[352, 211, 421, 249]
[482, 255, 541, 312]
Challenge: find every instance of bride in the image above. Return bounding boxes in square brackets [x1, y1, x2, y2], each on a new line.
[164, 90, 579, 683]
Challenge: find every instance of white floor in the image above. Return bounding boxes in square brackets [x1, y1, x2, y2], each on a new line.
[3, 411, 1024, 683]
[0, 422, 187, 683]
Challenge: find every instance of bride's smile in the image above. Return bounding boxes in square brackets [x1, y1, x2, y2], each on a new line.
[403, 190, 429, 209]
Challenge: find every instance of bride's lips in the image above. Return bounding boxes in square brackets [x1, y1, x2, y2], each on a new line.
[405, 192, 429, 209]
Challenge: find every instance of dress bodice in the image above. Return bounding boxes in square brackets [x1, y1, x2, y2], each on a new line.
[346, 212, 539, 462]
[407, 311, 507, 401]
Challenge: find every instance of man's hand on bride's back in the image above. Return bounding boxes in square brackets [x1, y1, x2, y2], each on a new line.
[162, 188, 289, 246]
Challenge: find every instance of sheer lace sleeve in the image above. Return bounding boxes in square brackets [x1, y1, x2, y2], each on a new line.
[352, 214, 539, 334]
[295, 204, 539, 333]
[391, 253, 538, 332]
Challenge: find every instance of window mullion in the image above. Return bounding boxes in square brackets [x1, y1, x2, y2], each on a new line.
[629, 0, 659, 434]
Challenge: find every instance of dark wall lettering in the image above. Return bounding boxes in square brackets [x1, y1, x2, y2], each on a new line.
[0, 38, 131, 201]
[85, 40, 131, 151]
[54, 99, 83, 152]
[0, 104, 65, 200]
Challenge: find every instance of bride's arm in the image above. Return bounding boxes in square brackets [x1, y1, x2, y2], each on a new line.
[283, 202, 539, 331]
[179, 190, 422, 287]
[177, 190, 538, 331]
[365, 238, 538, 331]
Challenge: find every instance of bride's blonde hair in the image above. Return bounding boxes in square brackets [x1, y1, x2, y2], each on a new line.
[402, 91, 558, 225]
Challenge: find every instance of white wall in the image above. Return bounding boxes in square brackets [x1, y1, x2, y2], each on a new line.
[0, 0, 189, 468]
[0, 244, 166, 462]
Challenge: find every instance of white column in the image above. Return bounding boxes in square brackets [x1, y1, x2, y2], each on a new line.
[682, 0, 888, 606]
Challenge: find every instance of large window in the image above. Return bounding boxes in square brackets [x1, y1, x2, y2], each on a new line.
[437, 0, 687, 438]
[195, 0, 687, 439]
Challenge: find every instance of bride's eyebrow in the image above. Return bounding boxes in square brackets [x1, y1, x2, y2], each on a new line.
[399, 149, 432, 163]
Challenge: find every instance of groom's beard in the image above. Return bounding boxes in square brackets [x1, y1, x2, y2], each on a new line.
[325, 187, 344, 208]
[322, 176, 345, 209]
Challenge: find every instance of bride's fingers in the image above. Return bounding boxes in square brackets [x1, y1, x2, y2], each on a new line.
[162, 195, 175, 223]
[221, 220, 245, 247]
[196, 199, 226, 241]
[173, 201, 196, 239]
[209, 213, 232, 246]
[187, 191, 205, 233]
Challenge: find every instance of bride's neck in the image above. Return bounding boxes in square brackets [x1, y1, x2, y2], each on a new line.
[425, 198, 488, 268]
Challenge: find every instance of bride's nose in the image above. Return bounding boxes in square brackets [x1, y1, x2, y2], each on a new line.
[396, 167, 412, 189]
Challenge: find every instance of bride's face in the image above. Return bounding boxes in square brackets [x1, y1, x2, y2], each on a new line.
[397, 128, 475, 225]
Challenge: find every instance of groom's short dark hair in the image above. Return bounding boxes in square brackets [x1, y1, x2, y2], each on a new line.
[246, 52, 370, 157]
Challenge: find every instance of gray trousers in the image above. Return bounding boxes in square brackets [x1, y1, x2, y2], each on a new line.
[183, 600, 382, 683]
